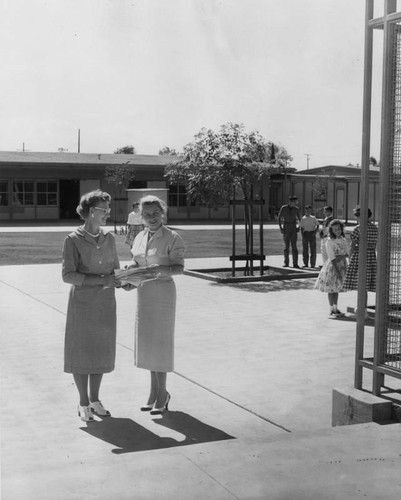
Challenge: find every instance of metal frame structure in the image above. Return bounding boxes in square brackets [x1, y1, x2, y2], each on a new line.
[356, 0, 401, 394]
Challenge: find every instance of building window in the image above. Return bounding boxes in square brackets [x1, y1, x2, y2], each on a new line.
[37, 181, 58, 206]
[13, 180, 34, 205]
[0, 181, 9, 206]
[169, 184, 188, 207]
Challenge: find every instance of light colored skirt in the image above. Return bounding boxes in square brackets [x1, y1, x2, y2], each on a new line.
[135, 278, 176, 372]
[314, 256, 348, 293]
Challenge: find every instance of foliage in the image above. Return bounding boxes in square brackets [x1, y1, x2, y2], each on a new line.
[311, 176, 328, 201]
[159, 146, 178, 156]
[114, 145, 136, 154]
[165, 123, 287, 208]
[104, 162, 136, 197]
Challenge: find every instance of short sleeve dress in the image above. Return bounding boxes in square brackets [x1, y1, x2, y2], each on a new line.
[314, 236, 349, 293]
[62, 227, 120, 374]
[131, 225, 185, 372]
[343, 221, 378, 291]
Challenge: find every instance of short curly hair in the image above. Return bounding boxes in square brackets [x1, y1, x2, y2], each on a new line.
[76, 190, 111, 220]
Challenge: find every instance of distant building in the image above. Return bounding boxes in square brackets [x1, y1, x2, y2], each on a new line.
[0, 151, 231, 222]
[0, 151, 175, 222]
[269, 165, 380, 222]
[0, 151, 380, 223]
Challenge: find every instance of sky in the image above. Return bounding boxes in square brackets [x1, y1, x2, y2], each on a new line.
[0, 0, 384, 170]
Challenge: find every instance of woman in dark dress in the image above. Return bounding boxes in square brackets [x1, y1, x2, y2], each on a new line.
[62, 190, 121, 422]
[343, 207, 378, 318]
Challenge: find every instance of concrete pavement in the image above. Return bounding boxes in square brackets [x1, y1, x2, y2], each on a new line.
[1, 251, 401, 499]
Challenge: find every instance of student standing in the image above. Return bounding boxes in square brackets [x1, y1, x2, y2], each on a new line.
[299, 205, 319, 268]
[278, 195, 301, 268]
[314, 219, 349, 318]
[319, 206, 334, 263]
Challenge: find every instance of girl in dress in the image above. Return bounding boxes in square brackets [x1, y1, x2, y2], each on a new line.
[314, 219, 349, 318]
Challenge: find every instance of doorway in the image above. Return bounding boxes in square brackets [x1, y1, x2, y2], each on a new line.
[59, 180, 80, 219]
[336, 188, 345, 219]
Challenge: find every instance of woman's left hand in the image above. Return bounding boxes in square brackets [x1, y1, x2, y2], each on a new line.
[122, 283, 136, 291]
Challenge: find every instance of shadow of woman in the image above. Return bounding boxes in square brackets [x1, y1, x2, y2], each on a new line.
[153, 411, 234, 445]
[80, 412, 234, 455]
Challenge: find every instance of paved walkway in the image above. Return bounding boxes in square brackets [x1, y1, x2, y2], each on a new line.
[1, 249, 401, 499]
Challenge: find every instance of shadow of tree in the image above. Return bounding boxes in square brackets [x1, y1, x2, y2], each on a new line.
[81, 411, 234, 454]
[211, 278, 317, 293]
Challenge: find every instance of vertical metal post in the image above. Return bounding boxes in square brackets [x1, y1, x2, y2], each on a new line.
[355, 0, 375, 389]
[232, 186, 236, 277]
[260, 185, 264, 274]
[250, 184, 254, 276]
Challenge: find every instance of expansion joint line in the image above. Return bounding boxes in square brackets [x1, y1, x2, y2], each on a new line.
[174, 370, 292, 433]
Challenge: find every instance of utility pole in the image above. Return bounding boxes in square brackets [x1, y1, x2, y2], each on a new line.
[304, 153, 311, 169]
[78, 129, 81, 153]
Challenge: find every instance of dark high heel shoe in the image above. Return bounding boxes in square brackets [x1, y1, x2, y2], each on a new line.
[140, 396, 157, 412]
[140, 403, 155, 412]
[150, 393, 170, 415]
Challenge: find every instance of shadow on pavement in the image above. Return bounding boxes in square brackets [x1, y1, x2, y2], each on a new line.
[211, 278, 317, 293]
[81, 412, 234, 454]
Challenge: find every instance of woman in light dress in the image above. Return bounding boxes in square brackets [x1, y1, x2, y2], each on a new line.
[126, 195, 185, 415]
[315, 219, 349, 318]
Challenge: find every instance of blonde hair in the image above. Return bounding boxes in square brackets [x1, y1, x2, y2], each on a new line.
[139, 195, 167, 215]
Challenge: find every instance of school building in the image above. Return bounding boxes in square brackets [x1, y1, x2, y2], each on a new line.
[0, 151, 380, 223]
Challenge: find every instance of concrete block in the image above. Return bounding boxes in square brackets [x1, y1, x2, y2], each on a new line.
[332, 387, 392, 426]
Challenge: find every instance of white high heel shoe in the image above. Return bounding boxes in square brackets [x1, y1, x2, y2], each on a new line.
[89, 400, 111, 416]
[78, 405, 94, 422]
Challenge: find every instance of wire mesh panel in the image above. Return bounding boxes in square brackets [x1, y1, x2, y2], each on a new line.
[381, 23, 401, 371]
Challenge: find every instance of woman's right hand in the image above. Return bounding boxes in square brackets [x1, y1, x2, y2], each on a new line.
[102, 274, 121, 288]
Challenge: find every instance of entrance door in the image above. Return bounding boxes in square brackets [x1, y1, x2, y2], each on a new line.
[336, 188, 345, 219]
[59, 180, 80, 219]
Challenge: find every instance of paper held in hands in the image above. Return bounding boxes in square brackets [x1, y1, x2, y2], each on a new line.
[114, 267, 159, 286]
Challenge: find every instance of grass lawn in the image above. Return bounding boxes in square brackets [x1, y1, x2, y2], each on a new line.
[0, 227, 286, 266]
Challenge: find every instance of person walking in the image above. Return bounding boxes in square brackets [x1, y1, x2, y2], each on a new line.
[278, 195, 301, 268]
[300, 205, 319, 268]
[343, 207, 378, 319]
[319, 206, 334, 264]
[125, 202, 144, 248]
[62, 190, 121, 422]
[127, 195, 185, 415]
[314, 219, 349, 318]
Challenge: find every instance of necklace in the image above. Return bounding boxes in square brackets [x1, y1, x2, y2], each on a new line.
[83, 227, 100, 238]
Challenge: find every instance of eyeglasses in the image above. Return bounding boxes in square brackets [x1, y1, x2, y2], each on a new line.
[93, 207, 111, 215]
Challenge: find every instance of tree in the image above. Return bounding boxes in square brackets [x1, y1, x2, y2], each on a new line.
[114, 145, 136, 154]
[104, 162, 136, 197]
[165, 122, 280, 208]
[159, 146, 178, 156]
[165, 122, 291, 272]
[104, 161, 136, 230]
